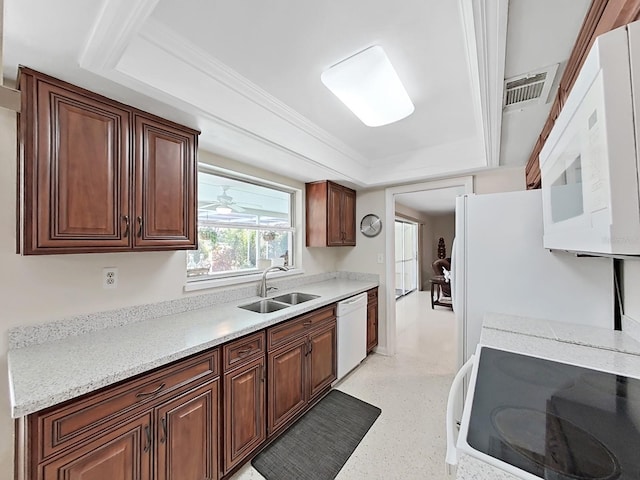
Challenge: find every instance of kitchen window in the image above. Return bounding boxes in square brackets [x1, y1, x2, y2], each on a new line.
[186, 166, 295, 284]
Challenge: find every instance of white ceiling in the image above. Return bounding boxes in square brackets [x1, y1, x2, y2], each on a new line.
[396, 187, 466, 216]
[3, 0, 590, 207]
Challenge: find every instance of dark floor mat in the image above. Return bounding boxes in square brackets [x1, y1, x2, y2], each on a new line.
[252, 390, 381, 480]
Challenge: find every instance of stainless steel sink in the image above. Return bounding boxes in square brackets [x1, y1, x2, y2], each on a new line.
[238, 299, 290, 313]
[271, 292, 320, 305]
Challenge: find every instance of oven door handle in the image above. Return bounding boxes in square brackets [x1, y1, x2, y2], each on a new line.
[445, 354, 475, 471]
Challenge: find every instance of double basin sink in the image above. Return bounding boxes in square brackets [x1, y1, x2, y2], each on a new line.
[239, 292, 320, 313]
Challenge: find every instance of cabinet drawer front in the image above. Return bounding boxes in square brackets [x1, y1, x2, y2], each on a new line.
[37, 349, 219, 460]
[40, 412, 153, 480]
[267, 305, 336, 351]
[223, 331, 266, 372]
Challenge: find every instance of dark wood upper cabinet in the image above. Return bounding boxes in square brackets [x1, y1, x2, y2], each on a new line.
[305, 180, 356, 247]
[133, 114, 197, 249]
[17, 67, 198, 254]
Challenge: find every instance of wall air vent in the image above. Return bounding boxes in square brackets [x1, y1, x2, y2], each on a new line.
[503, 63, 559, 111]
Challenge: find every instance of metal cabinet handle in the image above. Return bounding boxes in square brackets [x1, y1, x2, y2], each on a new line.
[303, 321, 312, 328]
[144, 425, 151, 452]
[137, 216, 143, 237]
[238, 348, 252, 357]
[260, 365, 265, 383]
[136, 382, 165, 398]
[303, 341, 308, 356]
[308, 339, 313, 354]
[123, 215, 130, 238]
[160, 417, 167, 444]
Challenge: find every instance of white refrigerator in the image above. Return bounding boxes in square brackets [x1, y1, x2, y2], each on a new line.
[452, 190, 615, 369]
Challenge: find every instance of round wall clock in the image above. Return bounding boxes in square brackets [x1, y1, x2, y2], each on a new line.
[360, 214, 382, 237]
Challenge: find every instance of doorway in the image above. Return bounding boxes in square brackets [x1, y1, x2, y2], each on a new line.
[395, 219, 418, 298]
[382, 176, 473, 356]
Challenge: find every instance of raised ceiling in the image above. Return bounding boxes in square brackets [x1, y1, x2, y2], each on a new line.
[3, 0, 589, 192]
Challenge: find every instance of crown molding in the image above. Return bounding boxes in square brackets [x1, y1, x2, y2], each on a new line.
[0, 85, 20, 112]
[137, 19, 370, 168]
[459, 0, 508, 168]
[79, 0, 160, 72]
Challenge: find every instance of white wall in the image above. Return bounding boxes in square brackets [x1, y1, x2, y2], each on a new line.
[623, 260, 640, 322]
[335, 190, 387, 349]
[474, 165, 526, 194]
[428, 214, 455, 264]
[0, 108, 339, 474]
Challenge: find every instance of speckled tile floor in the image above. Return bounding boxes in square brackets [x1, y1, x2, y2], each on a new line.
[231, 290, 456, 480]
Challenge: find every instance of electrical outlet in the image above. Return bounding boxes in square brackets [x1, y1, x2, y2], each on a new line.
[377, 253, 384, 264]
[103, 267, 118, 289]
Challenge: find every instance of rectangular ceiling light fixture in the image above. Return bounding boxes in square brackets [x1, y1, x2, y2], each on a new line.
[321, 45, 415, 127]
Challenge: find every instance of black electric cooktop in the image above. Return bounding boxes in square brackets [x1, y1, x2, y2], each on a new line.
[467, 347, 640, 480]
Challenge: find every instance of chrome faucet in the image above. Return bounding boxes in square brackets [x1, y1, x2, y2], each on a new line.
[259, 266, 289, 297]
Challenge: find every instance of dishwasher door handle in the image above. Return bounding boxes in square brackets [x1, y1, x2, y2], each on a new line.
[341, 297, 365, 306]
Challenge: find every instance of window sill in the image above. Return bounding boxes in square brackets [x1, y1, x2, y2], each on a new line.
[184, 268, 305, 292]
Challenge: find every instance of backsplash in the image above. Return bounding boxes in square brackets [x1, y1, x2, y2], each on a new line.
[8, 271, 378, 349]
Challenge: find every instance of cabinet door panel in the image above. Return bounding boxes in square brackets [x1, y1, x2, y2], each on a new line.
[29, 78, 130, 252]
[134, 115, 196, 248]
[223, 358, 265, 473]
[267, 340, 307, 435]
[341, 188, 356, 245]
[367, 302, 378, 352]
[41, 413, 151, 480]
[308, 323, 337, 399]
[326, 183, 343, 246]
[156, 380, 219, 480]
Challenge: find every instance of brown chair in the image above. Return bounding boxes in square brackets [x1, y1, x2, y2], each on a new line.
[429, 258, 452, 309]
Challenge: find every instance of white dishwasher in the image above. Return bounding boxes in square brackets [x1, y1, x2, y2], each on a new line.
[336, 293, 368, 381]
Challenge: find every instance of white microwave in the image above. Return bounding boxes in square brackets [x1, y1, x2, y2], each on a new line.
[540, 21, 640, 255]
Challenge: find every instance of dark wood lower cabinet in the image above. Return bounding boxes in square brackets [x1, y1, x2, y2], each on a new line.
[41, 412, 152, 480]
[266, 308, 337, 437]
[308, 324, 337, 399]
[156, 380, 219, 480]
[367, 288, 378, 353]
[22, 304, 347, 480]
[223, 357, 265, 474]
[25, 349, 220, 480]
[267, 339, 307, 435]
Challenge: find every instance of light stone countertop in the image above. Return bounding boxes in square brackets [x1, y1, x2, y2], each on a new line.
[8, 278, 377, 418]
[455, 312, 640, 479]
